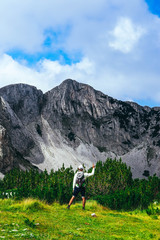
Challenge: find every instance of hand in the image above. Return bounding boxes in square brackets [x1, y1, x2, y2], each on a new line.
[92, 164, 95, 168]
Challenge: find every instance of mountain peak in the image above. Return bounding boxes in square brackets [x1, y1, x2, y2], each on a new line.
[60, 78, 77, 85]
[0, 83, 43, 125]
[0, 79, 160, 178]
[56, 79, 95, 92]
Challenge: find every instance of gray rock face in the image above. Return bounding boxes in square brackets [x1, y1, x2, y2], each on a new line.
[0, 79, 160, 178]
[43, 80, 147, 154]
[0, 86, 41, 173]
[0, 112, 34, 174]
[0, 84, 43, 125]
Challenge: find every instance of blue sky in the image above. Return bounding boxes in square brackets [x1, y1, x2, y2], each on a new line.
[0, 0, 160, 107]
[145, 0, 160, 16]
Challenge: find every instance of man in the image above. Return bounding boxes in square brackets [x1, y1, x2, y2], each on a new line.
[67, 163, 95, 210]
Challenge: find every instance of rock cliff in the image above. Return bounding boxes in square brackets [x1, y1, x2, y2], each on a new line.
[0, 96, 36, 173]
[0, 79, 160, 178]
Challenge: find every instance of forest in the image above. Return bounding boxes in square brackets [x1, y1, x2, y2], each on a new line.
[0, 158, 160, 210]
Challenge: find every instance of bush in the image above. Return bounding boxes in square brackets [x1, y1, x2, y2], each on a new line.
[0, 158, 159, 209]
[146, 204, 160, 216]
[95, 174, 160, 210]
[86, 158, 133, 198]
[96, 186, 152, 210]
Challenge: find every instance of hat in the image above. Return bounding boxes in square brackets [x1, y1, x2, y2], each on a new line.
[78, 164, 84, 170]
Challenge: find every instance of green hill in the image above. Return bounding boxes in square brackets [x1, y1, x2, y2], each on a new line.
[0, 199, 160, 240]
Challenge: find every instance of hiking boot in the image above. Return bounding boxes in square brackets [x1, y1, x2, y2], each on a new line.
[82, 207, 85, 210]
[67, 205, 70, 209]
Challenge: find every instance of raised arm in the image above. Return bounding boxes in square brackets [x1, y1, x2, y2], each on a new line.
[84, 164, 95, 178]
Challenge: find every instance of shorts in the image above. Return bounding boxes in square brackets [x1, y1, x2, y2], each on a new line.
[73, 186, 85, 198]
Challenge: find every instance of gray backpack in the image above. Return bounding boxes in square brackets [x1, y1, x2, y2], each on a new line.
[76, 171, 85, 187]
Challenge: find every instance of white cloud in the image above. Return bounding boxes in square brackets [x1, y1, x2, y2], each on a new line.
[0, 0, 107, 54]
[0, 54, 42, 88]
[0, 54, 95, 93]
[1, 54, 160, 107]
[109, 17, 146, 53]
[0, 0, 160, 106]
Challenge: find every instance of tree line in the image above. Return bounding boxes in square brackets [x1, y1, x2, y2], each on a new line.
[0, 158, 159, 210]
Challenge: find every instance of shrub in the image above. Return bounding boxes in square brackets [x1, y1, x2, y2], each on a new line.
[0, 158, 159, 210]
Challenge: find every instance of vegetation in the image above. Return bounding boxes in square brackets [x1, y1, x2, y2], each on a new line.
[0, 164, 74, 205]
[0, 198, 160, 239]
[0, 158, 160, 210]
[0, 158, 160, 239]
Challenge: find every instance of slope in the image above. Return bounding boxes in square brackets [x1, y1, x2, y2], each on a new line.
[0, 199, 159, 239]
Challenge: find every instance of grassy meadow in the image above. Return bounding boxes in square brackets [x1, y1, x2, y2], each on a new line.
[0, 198, 160, 239]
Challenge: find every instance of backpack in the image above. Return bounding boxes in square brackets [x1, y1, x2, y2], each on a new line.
[76, 171, 85, 187]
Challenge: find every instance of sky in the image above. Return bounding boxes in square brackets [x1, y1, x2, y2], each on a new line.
[0, 0, 160, 107]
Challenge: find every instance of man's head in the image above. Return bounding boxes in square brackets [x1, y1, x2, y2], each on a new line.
[78, 165, 84, 171]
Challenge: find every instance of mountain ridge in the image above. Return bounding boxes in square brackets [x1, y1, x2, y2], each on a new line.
[0, 79, 160, 178]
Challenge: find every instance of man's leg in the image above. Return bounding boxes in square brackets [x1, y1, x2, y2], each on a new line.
[82, 197, 86, 209]
[67, 187, 79, 209]
[81, 187, 86, 210]
[68, 196, 75, 206]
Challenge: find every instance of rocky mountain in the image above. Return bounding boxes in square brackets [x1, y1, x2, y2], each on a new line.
[0, 79, 160, 178]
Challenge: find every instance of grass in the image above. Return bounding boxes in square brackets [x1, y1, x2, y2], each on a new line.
[0, 199, 160, 239]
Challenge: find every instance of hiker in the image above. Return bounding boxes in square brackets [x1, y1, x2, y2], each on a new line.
[67, 163, 95, 210]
